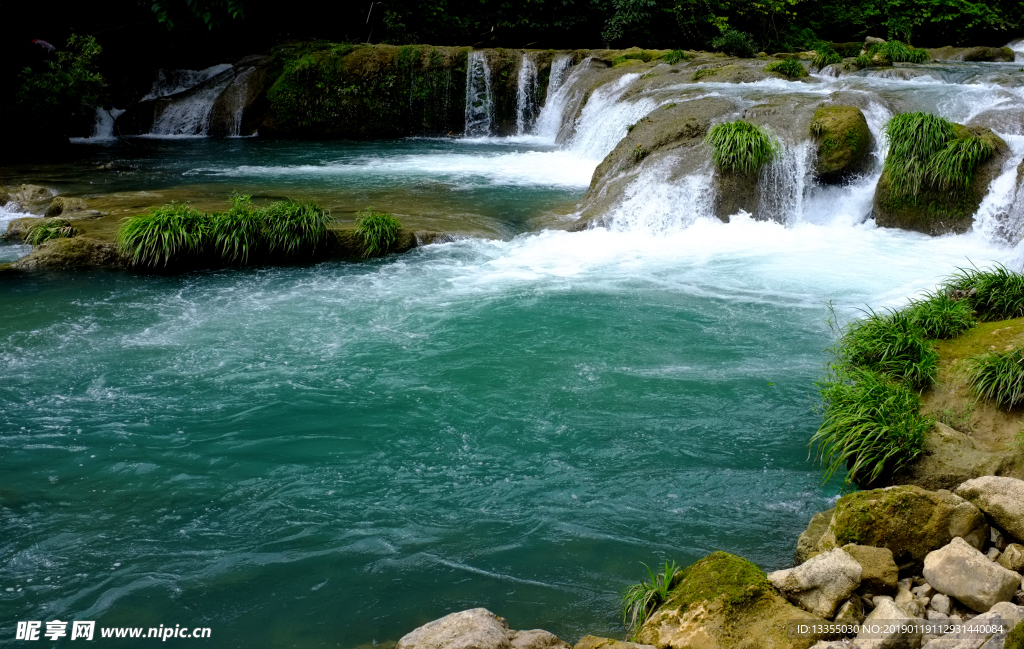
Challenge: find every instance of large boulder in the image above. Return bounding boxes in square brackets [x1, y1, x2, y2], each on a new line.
[922, 537, 1022, 612]
[815, 486, 989, 570]
[928, 46, 1016, 62]
[797, 509, 835, 564]
[636, 551, 826, 649]
[889, 423, 1018, 492]
[10, 237, 121, 270]
[810, 105, 871, 183]
[855, 597, 921, 649]
[44, 196, 86, 218]
[843, 545, 899, 594]
[874, 125, 1009, 236]
[396, 609, 570, 649]
[768, 549, 863, 618]
[4, 217, 43, 241]
[921, 601, 1024, 648]
[955, 477, 1024, 543]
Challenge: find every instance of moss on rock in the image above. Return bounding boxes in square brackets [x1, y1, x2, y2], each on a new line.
[814, 485, 989, 571]
[795, 509, 834, 564]
[636, 552, 824, 649]
[810, 105, 870, 183]
[11, 237, 121, 270]
[1007, 619, 1024, 649]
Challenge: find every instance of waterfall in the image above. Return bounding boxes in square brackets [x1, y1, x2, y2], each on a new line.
[142, 64, 233, 101]
[567, 73, 656, 161]
[1009, 38, 1024, 62]
[533, 55, 576, 141]
[216, 67, 258, 136]
[72, 107, 126, 141]
[759, 140, 812, 225]
[464, 51, 494, 137]
[149, 67, 236, 136]
[514, 55, 539, 136]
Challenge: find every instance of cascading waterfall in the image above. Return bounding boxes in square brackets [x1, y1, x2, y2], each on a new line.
[532, 55, 578, 141]
[514, 55, 540, 135]
[142, 64, 233, 101]
[150, 67, 237, 136]
[758, 140, 812, 225]
[1009, 38, 1024, 62]
[464, 51, 494, 137]
[74, 107, 126, 141]
[216, 67, 258, 137]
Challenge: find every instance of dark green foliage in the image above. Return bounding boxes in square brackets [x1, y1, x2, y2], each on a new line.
[811, 44, 843, 70]
[837, 309, 938, 390]
[711, 30, 758, 58]
[664, 49, 690, 64]
[852, 54, 873, 69]
[262, 200, 333, 256]
[1006, 619, 1024, 649]
[904, 291, 975, 339]
[946, 264, 1024, 321]
[14, 34, 103, 137]
[116, 203, 211, 268]
[704, 121, 781, 175]
[621, 561, 682, 637]
[766, 58, 807, 78]
[967, 349, 1024, 409]
[355, 210, 402, 258]
[813, 367, 931, 484]
[24, 219, 77, 246]
[212, 193, 266, 264]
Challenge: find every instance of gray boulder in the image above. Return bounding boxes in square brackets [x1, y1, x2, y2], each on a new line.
[855, 597, 921, 649]
[923, 538, 1022, 612]
[512, 631, 571, 649]
[397, 609, 569, 649]
[998, 545, 1024, 573]
[956, 477, 1024, 543]
[769, 548, 863, 618]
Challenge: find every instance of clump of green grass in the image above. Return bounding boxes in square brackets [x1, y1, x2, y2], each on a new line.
[945, 264, 1024, 321]
[966, 349, 1024, 409]
[869, 40, 930, 63]
[711, 30, 757, 58]
[837, 309, 938, 390]
[622, 561, 682, 638]
[925, 136, 994, 193]
[664, 49, 689, 65]
[812, 45, 843, 71]
[883, 112, 956, 198]
[211, 193, 266, 265]
[704, 120, 781, 175]
[632, 144, 649, 163]
[766, 58, 807, 78]
[262, 200, 332, 256]
[813, 367, 931, 484]
[25, 218, 77, 246]
[851, 54, 873, 69]
[904, 290, 976, 339]
[116, 202, 210, 268]
[355, 209, 402, 258]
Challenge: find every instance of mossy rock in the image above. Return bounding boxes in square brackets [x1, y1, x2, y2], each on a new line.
[928, 46, 1016, 62]
[888, 422, 1021, 491]
[874, 124, 1009, 236]
[810, 105, 870, 183]
[10, 237, 121, 270]
[692, 64, 770, 84]
[4, 216, 43, 240]
[795, 509, 834, 564]
[328, 228, 420, 259]
[813, 485, 989, 571]
[636, 551, 825, 649]
[1007, 619, 1024, 649]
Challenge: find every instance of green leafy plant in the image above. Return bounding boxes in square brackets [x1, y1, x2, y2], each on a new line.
[15, 34, 104, 135]
[868, 40, 930, 63]
[945, 264, 1024, 321]
[622, 561, 682, 637]
[813, 367, 932, 484]
[926, 136, 994, 193]
[262, 200, 332, 256]
[711, 30, 757, 58]
[851, 54, 874, 69]
[24, 218, 77, 245]
[355, 209, 402, 258]
[211, 193, 266, 264]
[904, 290, 976, 339]
[836, 309, 938, 390]
[812, 44, 843, 70]
[116, 202, 211, 268]
[704, 121, 781, 175]
[766, 58, 808, 78]
[664, 49, 690, 64]
[882, 112, 956, 198]
[966, 349, 1024, 409]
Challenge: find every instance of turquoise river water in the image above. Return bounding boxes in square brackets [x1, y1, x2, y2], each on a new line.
[0, 138, 1019, 647]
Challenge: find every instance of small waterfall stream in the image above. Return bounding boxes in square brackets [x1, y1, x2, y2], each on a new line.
[150, 67, 237, 136]
[514, 54, 539, 135]
[464, 51, 494, 137]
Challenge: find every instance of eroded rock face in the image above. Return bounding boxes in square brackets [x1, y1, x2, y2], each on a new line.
[956, 477, 1024, 543]
[923, 537, 1022, 613]
[396, 609, 571, 649]
[889, 423, 1018, 492]
[873, 124, 1009, 236]
[768, 549, 863, 618]
[928, 46, 1016, 62]
[44, 196, 86, 218]
[810, 105, 871, 183]
[637, 551, 825, 649]
[815, 486, 989, 570]
[843, 545, 899, 594]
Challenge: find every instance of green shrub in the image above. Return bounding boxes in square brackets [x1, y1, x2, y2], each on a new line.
[711, 30, 758, 58]
[622, 561, 682, 638]
[967, 349, 1024, 408]
[664, 49, 689, 65]
[837, 309, 938, 390]
[766, 58, 807, 78]
[813, 367, 931, 484]
[945, 264, 1024, 321]
[211, 193, 266, 265]
[868, 40, 930, 63]
[116, 202, 211, 268]
[811, 45, 843, 70]
[704, 121, 781, 175]
[25, 218, 77, 246]
[904, 291, 975, 339]
[355, 209, 402, 258]
[15, 34, 103, 135]
[262, 200, 332, 256]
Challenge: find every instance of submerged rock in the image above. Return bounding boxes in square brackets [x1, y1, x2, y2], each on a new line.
[923, 537, 1021, 612]
[810, 105, 871, 183]
[768, 549, 863, 618]
[396, 608, 570, 649]
[814, 486, 989, 570]
[955, 477, 1024, 542]
[636, 551, 825, 649]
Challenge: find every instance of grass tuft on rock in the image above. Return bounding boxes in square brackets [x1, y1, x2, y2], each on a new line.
[664, 49, 689, 65]
[835, 309, 938, 390]
[812, 44, 843, 70]
[355, 209, 402, 258]
[813, 367, 931, 484]
[212, 193, 266, 265]
[116, 202, 210, 268]
[766, 58, 807, 78]
[704, 120, 781, 175]
[868, 40, 930, 64]
[262, 199, 332, 256]
[926, 136, 995, 193]
[621, 561, 682, 638]
[904, 291, 976, 339]
[966, 349, 1024, 409]
[946, 263, 1024, 321]
[25, 218, 77, 246]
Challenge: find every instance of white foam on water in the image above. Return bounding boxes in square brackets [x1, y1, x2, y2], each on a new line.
[972, 134, 1024, 244]
[71, 108, 127, 142]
